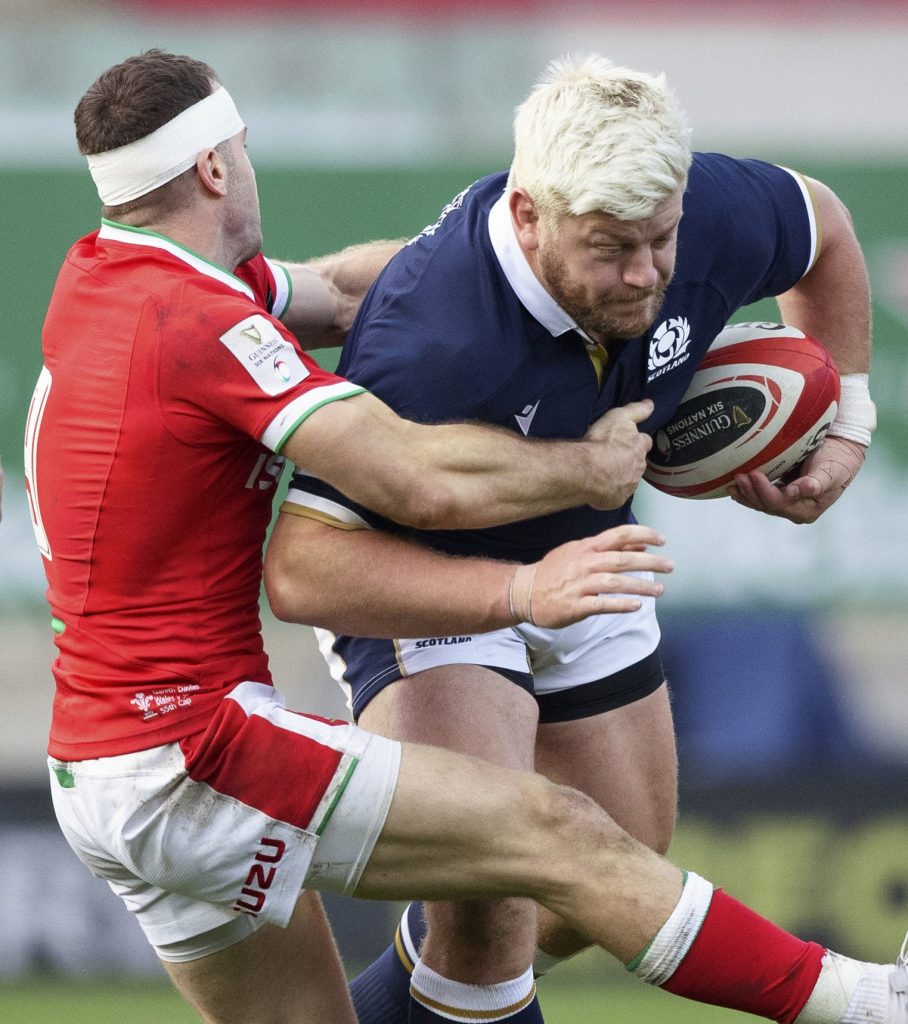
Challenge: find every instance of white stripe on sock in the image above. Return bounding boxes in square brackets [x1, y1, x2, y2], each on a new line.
[633, 871, 714, 987]
[399, 903, 421, 964]
[410, 961, 536, 1022]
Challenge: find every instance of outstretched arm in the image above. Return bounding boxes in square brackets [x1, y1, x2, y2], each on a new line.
[273, 240, 405, 349]
[282, 392, 654, 531]
[729, 175, 874, 523]
[264, 513, 672, 638]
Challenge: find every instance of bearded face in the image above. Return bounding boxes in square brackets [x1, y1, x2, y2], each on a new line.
[533, 193, 682, 343]
[538, 243, 669, 341]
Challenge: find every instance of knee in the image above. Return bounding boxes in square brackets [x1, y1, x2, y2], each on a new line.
[652, 822, 675, 857]
[643, 806, 676, 857]
[617, 777, 678, 856]
[525, 777, 634, 868]
[539, 778, 611, 832]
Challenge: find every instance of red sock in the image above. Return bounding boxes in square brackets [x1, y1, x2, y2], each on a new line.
[661, 889, 826, 1024]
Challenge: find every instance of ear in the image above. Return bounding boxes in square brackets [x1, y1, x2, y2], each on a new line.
[195, 147, 228, 197]
[509, 188, 541, 251]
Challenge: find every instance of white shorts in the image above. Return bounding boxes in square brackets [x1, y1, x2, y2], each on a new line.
[316, 590, 663, 722]
[48, 682, 400, 960]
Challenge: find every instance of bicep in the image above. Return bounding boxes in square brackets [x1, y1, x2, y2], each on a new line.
[801, 175, 859, 258]
[273, 240, 407, 350]
[280, 392, 435, 524]
[776, 175, 870, 374]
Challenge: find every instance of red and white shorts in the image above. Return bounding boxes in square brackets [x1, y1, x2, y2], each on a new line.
[48, 682, 400, 960]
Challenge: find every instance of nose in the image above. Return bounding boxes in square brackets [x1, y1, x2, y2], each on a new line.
[623, 247, 659, 290]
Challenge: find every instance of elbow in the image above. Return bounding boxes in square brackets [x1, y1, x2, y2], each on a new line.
[263, 558, 308, 624]
[390, 476, 509, 531]
[262, 572, 292, 623]
[387, 478, 466, 531]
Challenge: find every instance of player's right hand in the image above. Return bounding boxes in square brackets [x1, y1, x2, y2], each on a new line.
[518, 524, 673, 629]
[583, 399, 654, 509]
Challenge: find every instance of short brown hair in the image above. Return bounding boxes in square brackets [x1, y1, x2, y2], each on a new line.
[75, 49, 217, 156]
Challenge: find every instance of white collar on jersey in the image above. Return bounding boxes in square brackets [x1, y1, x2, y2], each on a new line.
[98, 220, 255, 301]
[487, 189, 596, 345]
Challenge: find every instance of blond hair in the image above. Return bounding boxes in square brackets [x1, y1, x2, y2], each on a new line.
[508, 54, 692, 221]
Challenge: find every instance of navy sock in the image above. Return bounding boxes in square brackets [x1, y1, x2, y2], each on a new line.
[350, 901, 426, 1024]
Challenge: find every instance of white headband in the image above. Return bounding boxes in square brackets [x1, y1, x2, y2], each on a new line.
[86, 86, 245, 206]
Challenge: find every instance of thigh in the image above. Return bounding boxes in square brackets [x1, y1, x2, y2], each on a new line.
[355, 740, 682, 965]
[535, 683, 678, 853]
[316, 626, 532, 722]
[354, 741, 560, 900]
[164, 890, 356, 1024]
[359, 663, 539, 766]
[360, 665, 542, 980]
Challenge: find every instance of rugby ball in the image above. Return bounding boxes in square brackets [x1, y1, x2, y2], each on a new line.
[644, 322, 840, 499]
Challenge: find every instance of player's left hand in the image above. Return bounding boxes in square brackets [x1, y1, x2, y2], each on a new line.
[726, 435, 866, 524]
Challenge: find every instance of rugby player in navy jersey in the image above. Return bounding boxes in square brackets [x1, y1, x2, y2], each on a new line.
[264, 54, 878, 1024]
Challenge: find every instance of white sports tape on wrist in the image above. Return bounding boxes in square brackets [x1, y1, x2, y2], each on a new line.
[508, 564, 538, 626]
[828, 373, 876, 448]
[86, 87, 245, 206]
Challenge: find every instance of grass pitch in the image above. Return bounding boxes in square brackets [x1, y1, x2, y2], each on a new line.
[0, 973, 763, 1023]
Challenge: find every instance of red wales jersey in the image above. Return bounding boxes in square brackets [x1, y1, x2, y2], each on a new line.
[236, 253, 292, 319]
[26, 222, 365, 760]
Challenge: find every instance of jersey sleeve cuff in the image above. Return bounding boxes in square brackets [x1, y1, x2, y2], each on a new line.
[779, 166, 821, 276]
[264, 257, 293, 320]
[279, 496, 372, 531]
[261, 383, 366, 453]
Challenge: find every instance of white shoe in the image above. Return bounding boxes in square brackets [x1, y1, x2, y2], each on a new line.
[795, 934, 908, 1023]
[886, 932, 908, 1019]
[840, 931, 908, 1023]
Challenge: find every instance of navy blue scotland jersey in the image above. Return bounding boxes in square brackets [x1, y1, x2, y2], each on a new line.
[285, 153, 818, 564]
